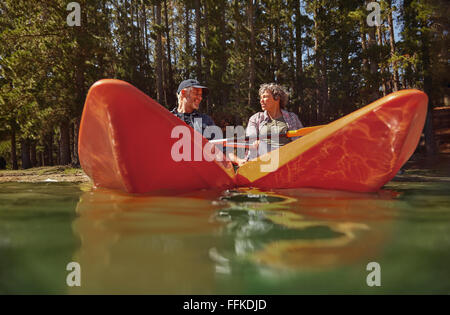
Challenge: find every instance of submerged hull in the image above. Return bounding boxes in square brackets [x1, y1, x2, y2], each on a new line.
[79, 79, 427, 193]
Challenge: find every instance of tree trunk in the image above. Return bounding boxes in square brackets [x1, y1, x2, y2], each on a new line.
[128, 0, 137, 85]
[171, 16, 177, 67]
[69, 121, 74, 163]
[367, 25, 379, 101]
[60, 120, 71, 165]
[56, 141, 61, 165]
[184, 4, 190, 76]
[274, 2, 281, 82]
[194, 0, 202, 81]
[320, 55, 328, 121]
[164, 0, 175, 107]
[314, 5, 327, 122]
[387, 0, 400, 91]
[360, 24, 369, 74]
[233, 0, 242, 112]
[376, 25, 387, 96]
[11, 126, 18, 170]
[219, 2, 227, 107]
[402, 69, 408, 89]
[43, 133, 54, 166]
[142, 1, 149, 65]
[381, 29, 392, 92]
[268, 22, 274, 80]
[74, 15, 87, 122]
[21, 139, 32, 169]
[314, 5, 319, 121]
[203, 0, 211, 113]
[248, 0, 257, 110]
[38, 151, 43, 168]
[72, 117, 81, 167]
[288, 26, 296, 106]
[294, 0, 303, 112]
[422, 31, 437, 155]
[155, 1, 164, 105]
[30, 141, 37, 167]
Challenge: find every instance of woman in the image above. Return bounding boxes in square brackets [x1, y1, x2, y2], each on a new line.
[231, 83, 304, 166]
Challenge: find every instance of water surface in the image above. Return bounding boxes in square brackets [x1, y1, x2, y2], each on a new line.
[1, 156, 449, 294]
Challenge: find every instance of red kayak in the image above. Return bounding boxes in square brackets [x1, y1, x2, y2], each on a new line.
[78, 79, 428, 193]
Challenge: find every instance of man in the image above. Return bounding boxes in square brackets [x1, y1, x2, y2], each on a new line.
[171, 79, 216, 139]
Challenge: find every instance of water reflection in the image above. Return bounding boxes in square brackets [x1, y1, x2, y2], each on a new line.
[213, 188, 398, 271]
[71, 188, 225, 294]
[71, 186, 399, 293]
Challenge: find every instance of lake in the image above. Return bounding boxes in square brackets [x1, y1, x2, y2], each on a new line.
[1, 155, 449, 294]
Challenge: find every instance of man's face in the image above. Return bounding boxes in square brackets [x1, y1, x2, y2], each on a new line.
[260, 90, 279, 112]
[185, 87, 203, 111]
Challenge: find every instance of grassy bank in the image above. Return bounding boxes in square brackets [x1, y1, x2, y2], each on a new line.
[0, 166, 91, 183]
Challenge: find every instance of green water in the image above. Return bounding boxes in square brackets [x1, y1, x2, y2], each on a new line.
[1, 156, 450, 294]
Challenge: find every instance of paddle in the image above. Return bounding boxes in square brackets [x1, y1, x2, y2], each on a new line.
[223, 142, 253, 149]
[210, 125, 324, 146]
[285, 125, 324, 137]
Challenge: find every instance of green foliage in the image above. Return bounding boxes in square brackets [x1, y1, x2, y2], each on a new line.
[0, 140, 11, 162]
[0, 0, 448, 166]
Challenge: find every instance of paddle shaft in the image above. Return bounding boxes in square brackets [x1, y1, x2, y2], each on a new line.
[223, 142, 252, 148]
[210, 125, 324, 145]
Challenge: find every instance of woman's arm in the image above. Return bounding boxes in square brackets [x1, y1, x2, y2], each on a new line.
[289, 112, 304, 141]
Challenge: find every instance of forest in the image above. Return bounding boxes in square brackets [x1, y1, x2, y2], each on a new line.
[0, 0, 448, 169]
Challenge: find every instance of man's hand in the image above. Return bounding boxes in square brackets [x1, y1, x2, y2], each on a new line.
[227, 152, 246, 167]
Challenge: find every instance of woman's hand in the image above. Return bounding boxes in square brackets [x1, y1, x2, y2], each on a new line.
[250, 140, 260, 150]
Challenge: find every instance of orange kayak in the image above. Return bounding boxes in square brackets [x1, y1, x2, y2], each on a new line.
[79, 79, 428, 193]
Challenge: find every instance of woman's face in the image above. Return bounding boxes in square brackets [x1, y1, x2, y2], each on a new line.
[260, 90, 280, 113]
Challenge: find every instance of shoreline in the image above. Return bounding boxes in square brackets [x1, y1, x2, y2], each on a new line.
[0, 166, 91, 183]
[1, 154, 449, 184]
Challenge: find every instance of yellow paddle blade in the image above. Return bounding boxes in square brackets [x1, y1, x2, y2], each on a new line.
[286, 125, 325, 137]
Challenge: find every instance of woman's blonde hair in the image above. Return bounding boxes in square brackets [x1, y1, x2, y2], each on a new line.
[259, 83, 289, 109]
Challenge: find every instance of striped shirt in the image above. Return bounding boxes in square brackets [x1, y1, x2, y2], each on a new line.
[246, 109, 304, 140]
[244, 109, 304, 161]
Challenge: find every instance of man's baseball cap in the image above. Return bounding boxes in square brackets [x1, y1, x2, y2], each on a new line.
[177, 79, 208, 94]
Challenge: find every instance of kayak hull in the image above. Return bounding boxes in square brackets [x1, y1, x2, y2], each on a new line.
[79, 79, 427, 193]
[236, 89, 428, 192]
[78, 79, 235, 194]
